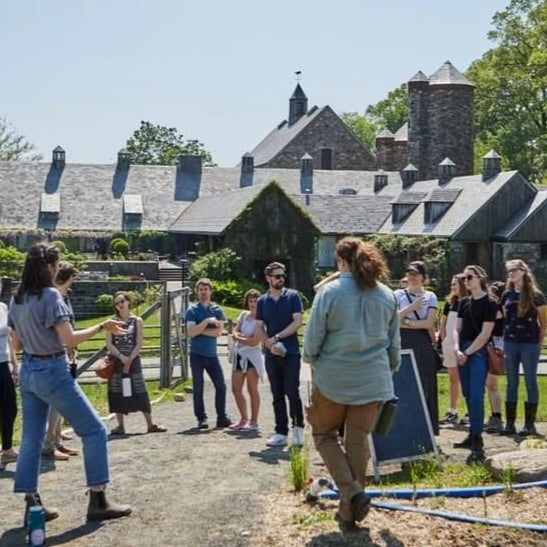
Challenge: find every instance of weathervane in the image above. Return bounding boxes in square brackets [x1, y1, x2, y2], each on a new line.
[295, 70, 302, 83]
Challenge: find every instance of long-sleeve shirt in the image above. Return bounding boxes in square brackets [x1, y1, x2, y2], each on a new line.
[303, 273, 400, 405]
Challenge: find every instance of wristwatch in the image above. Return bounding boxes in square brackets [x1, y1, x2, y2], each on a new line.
[402, 318, 411, 327]
[274, 334, 281, 342]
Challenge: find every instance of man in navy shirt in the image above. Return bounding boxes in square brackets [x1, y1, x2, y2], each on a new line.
[185, 278, 232, 429]
[256, 262, 304, 447]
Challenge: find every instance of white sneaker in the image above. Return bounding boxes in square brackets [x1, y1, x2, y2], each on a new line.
[292, 426, 305, 446]
[266, 433, 288, 447]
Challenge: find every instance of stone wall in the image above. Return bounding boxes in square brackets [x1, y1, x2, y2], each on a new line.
[85, 261, 159, 279]
[264, 107, 376, 171]
[0, 279, 164, 318]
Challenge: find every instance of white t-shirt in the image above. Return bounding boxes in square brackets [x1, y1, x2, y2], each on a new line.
[394, 289, 438, 321]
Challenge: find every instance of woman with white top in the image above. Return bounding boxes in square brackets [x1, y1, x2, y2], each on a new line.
[229, 289, 265, 431]
[394, 261, 439, 435]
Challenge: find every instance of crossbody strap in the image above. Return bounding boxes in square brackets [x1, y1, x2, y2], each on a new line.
[404, 290, 422, 321]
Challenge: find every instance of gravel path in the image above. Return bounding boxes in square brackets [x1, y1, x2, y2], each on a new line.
[0, 358, 544, 546]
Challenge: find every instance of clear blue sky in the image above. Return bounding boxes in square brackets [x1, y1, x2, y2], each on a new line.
[1, 0, 509, 167]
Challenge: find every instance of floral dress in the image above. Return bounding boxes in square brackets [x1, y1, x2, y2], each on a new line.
[107, 316, 151, 414]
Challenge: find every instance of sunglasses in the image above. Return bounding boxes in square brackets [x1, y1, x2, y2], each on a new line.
[271, 274, 286, 280]
[464, 275, 476, 281]
[506, 268, 520, 275]
[114, 298, 126, 305]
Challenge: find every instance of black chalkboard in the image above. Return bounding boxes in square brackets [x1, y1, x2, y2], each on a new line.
[369, 349, 437, 478]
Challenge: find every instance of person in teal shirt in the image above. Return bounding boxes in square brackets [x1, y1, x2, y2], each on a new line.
[304, 237, 400, 533]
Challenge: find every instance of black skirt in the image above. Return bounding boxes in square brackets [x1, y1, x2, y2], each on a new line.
[107, 356, 151, 415]
[400, 329, 439, 435]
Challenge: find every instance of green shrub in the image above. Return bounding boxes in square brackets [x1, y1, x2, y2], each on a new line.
[189, 248, 241, 282]
[209, 279, 263, 307]
[50, 240, 67, 253]
[0, 246, 26, 278]
[0, 240, 5, 249]
[96, 294, 114, 315]
[109, 238, 130, 256]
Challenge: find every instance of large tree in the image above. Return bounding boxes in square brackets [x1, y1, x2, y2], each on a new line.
[467, 0, 547, 182]
[126, 121, 214, 166]
[0, 118, 42, 161]
[341, 84, 408, 149]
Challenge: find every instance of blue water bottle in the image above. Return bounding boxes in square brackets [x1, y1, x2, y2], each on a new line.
[27, 505, 46, 546]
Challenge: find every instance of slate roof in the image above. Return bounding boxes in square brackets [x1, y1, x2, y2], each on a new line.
[0, 159, 537, 242]
[429, 61, 473, 87]
[392, 192, 427, 204]
[394, 123, 408, 141]
[0, 161, 402, 233]
[246, 105, 326, 166]
[291, 195, 393, 235]
[169, 185, 264, 234]
[494, 190, 547, 239]
[378, 171, 521, 237]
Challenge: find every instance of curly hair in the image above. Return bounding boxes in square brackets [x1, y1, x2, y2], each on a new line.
[336, 237, 389, 290]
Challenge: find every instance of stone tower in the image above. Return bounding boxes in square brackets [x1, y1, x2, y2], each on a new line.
[408, 61, 474, 180]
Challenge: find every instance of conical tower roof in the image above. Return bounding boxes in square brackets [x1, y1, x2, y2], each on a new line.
[429, 61, 473, 86]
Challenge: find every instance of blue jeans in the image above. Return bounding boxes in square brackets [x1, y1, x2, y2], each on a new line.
[457, 341, 488, 436]
[190, 353, 227, 422]
[504, 342, 540, 404]
[265, 353, 304, 435]
[15, 354, 109, 493]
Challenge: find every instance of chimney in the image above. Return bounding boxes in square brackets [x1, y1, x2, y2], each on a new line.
[117, 148, 131, 170]
[401, 163, 418, 189]
[175, 155, 202, 201]
[305, 188, 311, 206]
[300, 153, 313, 194]
[438, 157, 456, 185]
[240, 152, 254, 188]
[52, 146, 65, 169]
[482, 150, 501, 181]
[374, 171, 388, 193]
[177, 155, 202, 174]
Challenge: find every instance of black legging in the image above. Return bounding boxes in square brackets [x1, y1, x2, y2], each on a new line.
[0, 361, 17, 450]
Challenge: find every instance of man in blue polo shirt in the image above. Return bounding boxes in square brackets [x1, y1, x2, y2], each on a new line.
[185, 278, 232, 430]
[256, 262, 304, 447]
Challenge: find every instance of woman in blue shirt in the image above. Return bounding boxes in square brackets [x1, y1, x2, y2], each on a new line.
[8, 244, 131, 525]
[304, 237, 399, 532]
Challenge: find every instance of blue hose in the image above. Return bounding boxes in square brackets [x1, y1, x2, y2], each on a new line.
[318, 480, 547, 532]
[371, 500, 547, 533]
[320, 479, 547, 500]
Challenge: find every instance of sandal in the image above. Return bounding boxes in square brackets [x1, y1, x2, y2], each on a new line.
[110, 425, 125, 435]
[229, 420, 248, 431]
[148, 424, 167, 433]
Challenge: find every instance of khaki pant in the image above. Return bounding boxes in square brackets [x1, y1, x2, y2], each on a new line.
[307, 389, 380, 521]
[43, 407, 62, 452]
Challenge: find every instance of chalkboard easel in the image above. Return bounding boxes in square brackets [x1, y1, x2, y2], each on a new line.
[369, 349, 438, 480]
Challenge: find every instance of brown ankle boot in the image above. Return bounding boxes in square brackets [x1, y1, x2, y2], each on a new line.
[24, 493, 59, 526]
[87, 490, 131, 521]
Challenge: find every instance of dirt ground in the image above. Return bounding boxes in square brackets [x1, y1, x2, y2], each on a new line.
[1, 358, 546, 546]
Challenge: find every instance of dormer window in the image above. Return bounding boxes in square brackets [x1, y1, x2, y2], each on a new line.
[392, 203, 417, 224]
